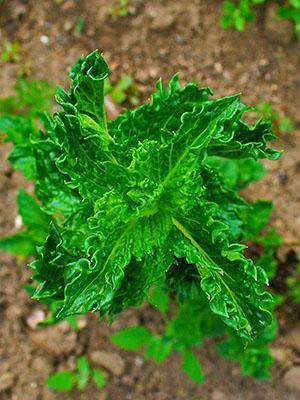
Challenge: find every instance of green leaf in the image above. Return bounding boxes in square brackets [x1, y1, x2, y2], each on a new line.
[205, 157, 266, 189]
[218, 318, 277, 379]
[8, 145, 36, 179]
[290, 0, 300, 8]
[0, 115, 37, 179]
[0, 41, 20, 63]
[75, 16, 85, 33]
[242, 200, 273, 240]
[66, 315, 80, 331]
[0, 115, 33, 144]
[145, 336, 172, 363]
[92, 369, 106, 388]
[14, 78, 54, 118]
[46, 370, 77, 392]
[76, 356, 90, 390]
[182, 350, 204, 384]
[148, 286, 169, 312]
[278, 117, 294, 134]
[172, 217, 273, 339]
[221, 0, 257, 31]
[166, 302, 205, 347]
[65, 49, 109, 131]
[111, 326, 152, 350]
[17, 189, 49, 232]
[0, 232, 36, 256]
[0, 189, 50, 257]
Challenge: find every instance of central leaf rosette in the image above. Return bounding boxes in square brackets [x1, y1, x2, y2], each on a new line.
[30, 51, 280, 340]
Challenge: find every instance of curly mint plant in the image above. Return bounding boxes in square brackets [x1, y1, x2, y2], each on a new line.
[0, 51, 281, 381]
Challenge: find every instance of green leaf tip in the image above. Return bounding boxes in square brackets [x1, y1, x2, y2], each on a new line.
[69, 49, 109, 82]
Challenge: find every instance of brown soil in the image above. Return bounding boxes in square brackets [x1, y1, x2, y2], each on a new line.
[0, 1, 299, 400]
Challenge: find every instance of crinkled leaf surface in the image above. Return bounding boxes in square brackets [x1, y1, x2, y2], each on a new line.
[3, 50, 280, 340]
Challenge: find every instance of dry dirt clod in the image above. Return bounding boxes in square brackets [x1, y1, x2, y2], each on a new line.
[151, 14, 175, 31]
[30, 356, 53, 377]
[0, 372, 15, 392]
[211, 389, 228, 400]
[284, 324, 300, 352]
[90, 350, 125, 376]
[283, 366, 300, 393]
[146, 5, 176, 32]
[270, 346, 293, 364]
[29, 325, 77, 357]
[97, 393, 108, 400]
[6, 304, 22, 319]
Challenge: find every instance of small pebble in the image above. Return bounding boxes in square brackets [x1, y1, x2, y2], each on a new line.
[265, 73, 271, 81]
[77, 315, 88, 329]
[26, 310, 46, 329]
[175, 34, 185, 44]
[64, 21, 73, 32]
[40, 35, 49, 45]
[214, 62, 223, 74]
[223, 70, 231, 80]
[14, 215, 22, 229]
[283, 367, 300, 393]
[134, 356, 144, 367]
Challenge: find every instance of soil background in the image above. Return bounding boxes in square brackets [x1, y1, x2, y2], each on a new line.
[0, 1, 299, 400]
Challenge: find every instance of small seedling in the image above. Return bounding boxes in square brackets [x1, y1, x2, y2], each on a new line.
[255, 101, 295, 135]
[221, 0, 264, 32]
[108, 0, 129, 19]
[46, 370, 77, 393]
[1, 41, 21, 63]
[0, 77, 54, 181]
[105, 74, 141, 105]
[0, 77, 54, 119]
[221, 1, 300, 39]
[17, 60, 33, 79]
[46, 357, 106, 393]
[75, 16, 85, 33]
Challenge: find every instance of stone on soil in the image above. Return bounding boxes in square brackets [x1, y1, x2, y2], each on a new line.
[211, 389, 227, 400]
[29, 325, 77, 357]
[90, 350, 125, 376]
[283, 367, 300, 393]
[284, 324, 300, 352]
